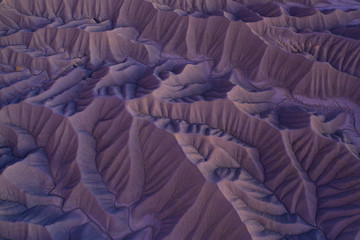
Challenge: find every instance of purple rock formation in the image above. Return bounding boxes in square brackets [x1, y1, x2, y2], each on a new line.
[0, 0, 360, 239]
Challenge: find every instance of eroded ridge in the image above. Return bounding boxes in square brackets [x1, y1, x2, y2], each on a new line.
[0, 0, 360, 239]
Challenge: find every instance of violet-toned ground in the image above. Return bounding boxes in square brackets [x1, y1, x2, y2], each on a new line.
[0, 0, 360, 239]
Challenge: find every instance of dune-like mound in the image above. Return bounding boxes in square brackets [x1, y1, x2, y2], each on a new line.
[0, 0, 360, 239]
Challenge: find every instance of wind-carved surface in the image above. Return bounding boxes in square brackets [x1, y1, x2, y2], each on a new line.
[0, 0, 360, 239]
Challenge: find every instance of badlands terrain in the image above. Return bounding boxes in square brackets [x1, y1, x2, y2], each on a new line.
[0, 0, 360, 239]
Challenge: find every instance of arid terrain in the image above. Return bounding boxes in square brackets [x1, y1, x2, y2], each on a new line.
[0, 0, 360, 239]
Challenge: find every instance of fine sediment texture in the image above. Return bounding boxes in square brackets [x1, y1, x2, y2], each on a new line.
[0, 0, 360, 239]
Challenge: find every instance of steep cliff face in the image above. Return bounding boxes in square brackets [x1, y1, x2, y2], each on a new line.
[0, 0, 360, 239]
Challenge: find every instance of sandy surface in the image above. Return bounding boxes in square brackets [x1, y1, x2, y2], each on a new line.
[0, 0, 360, 239]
